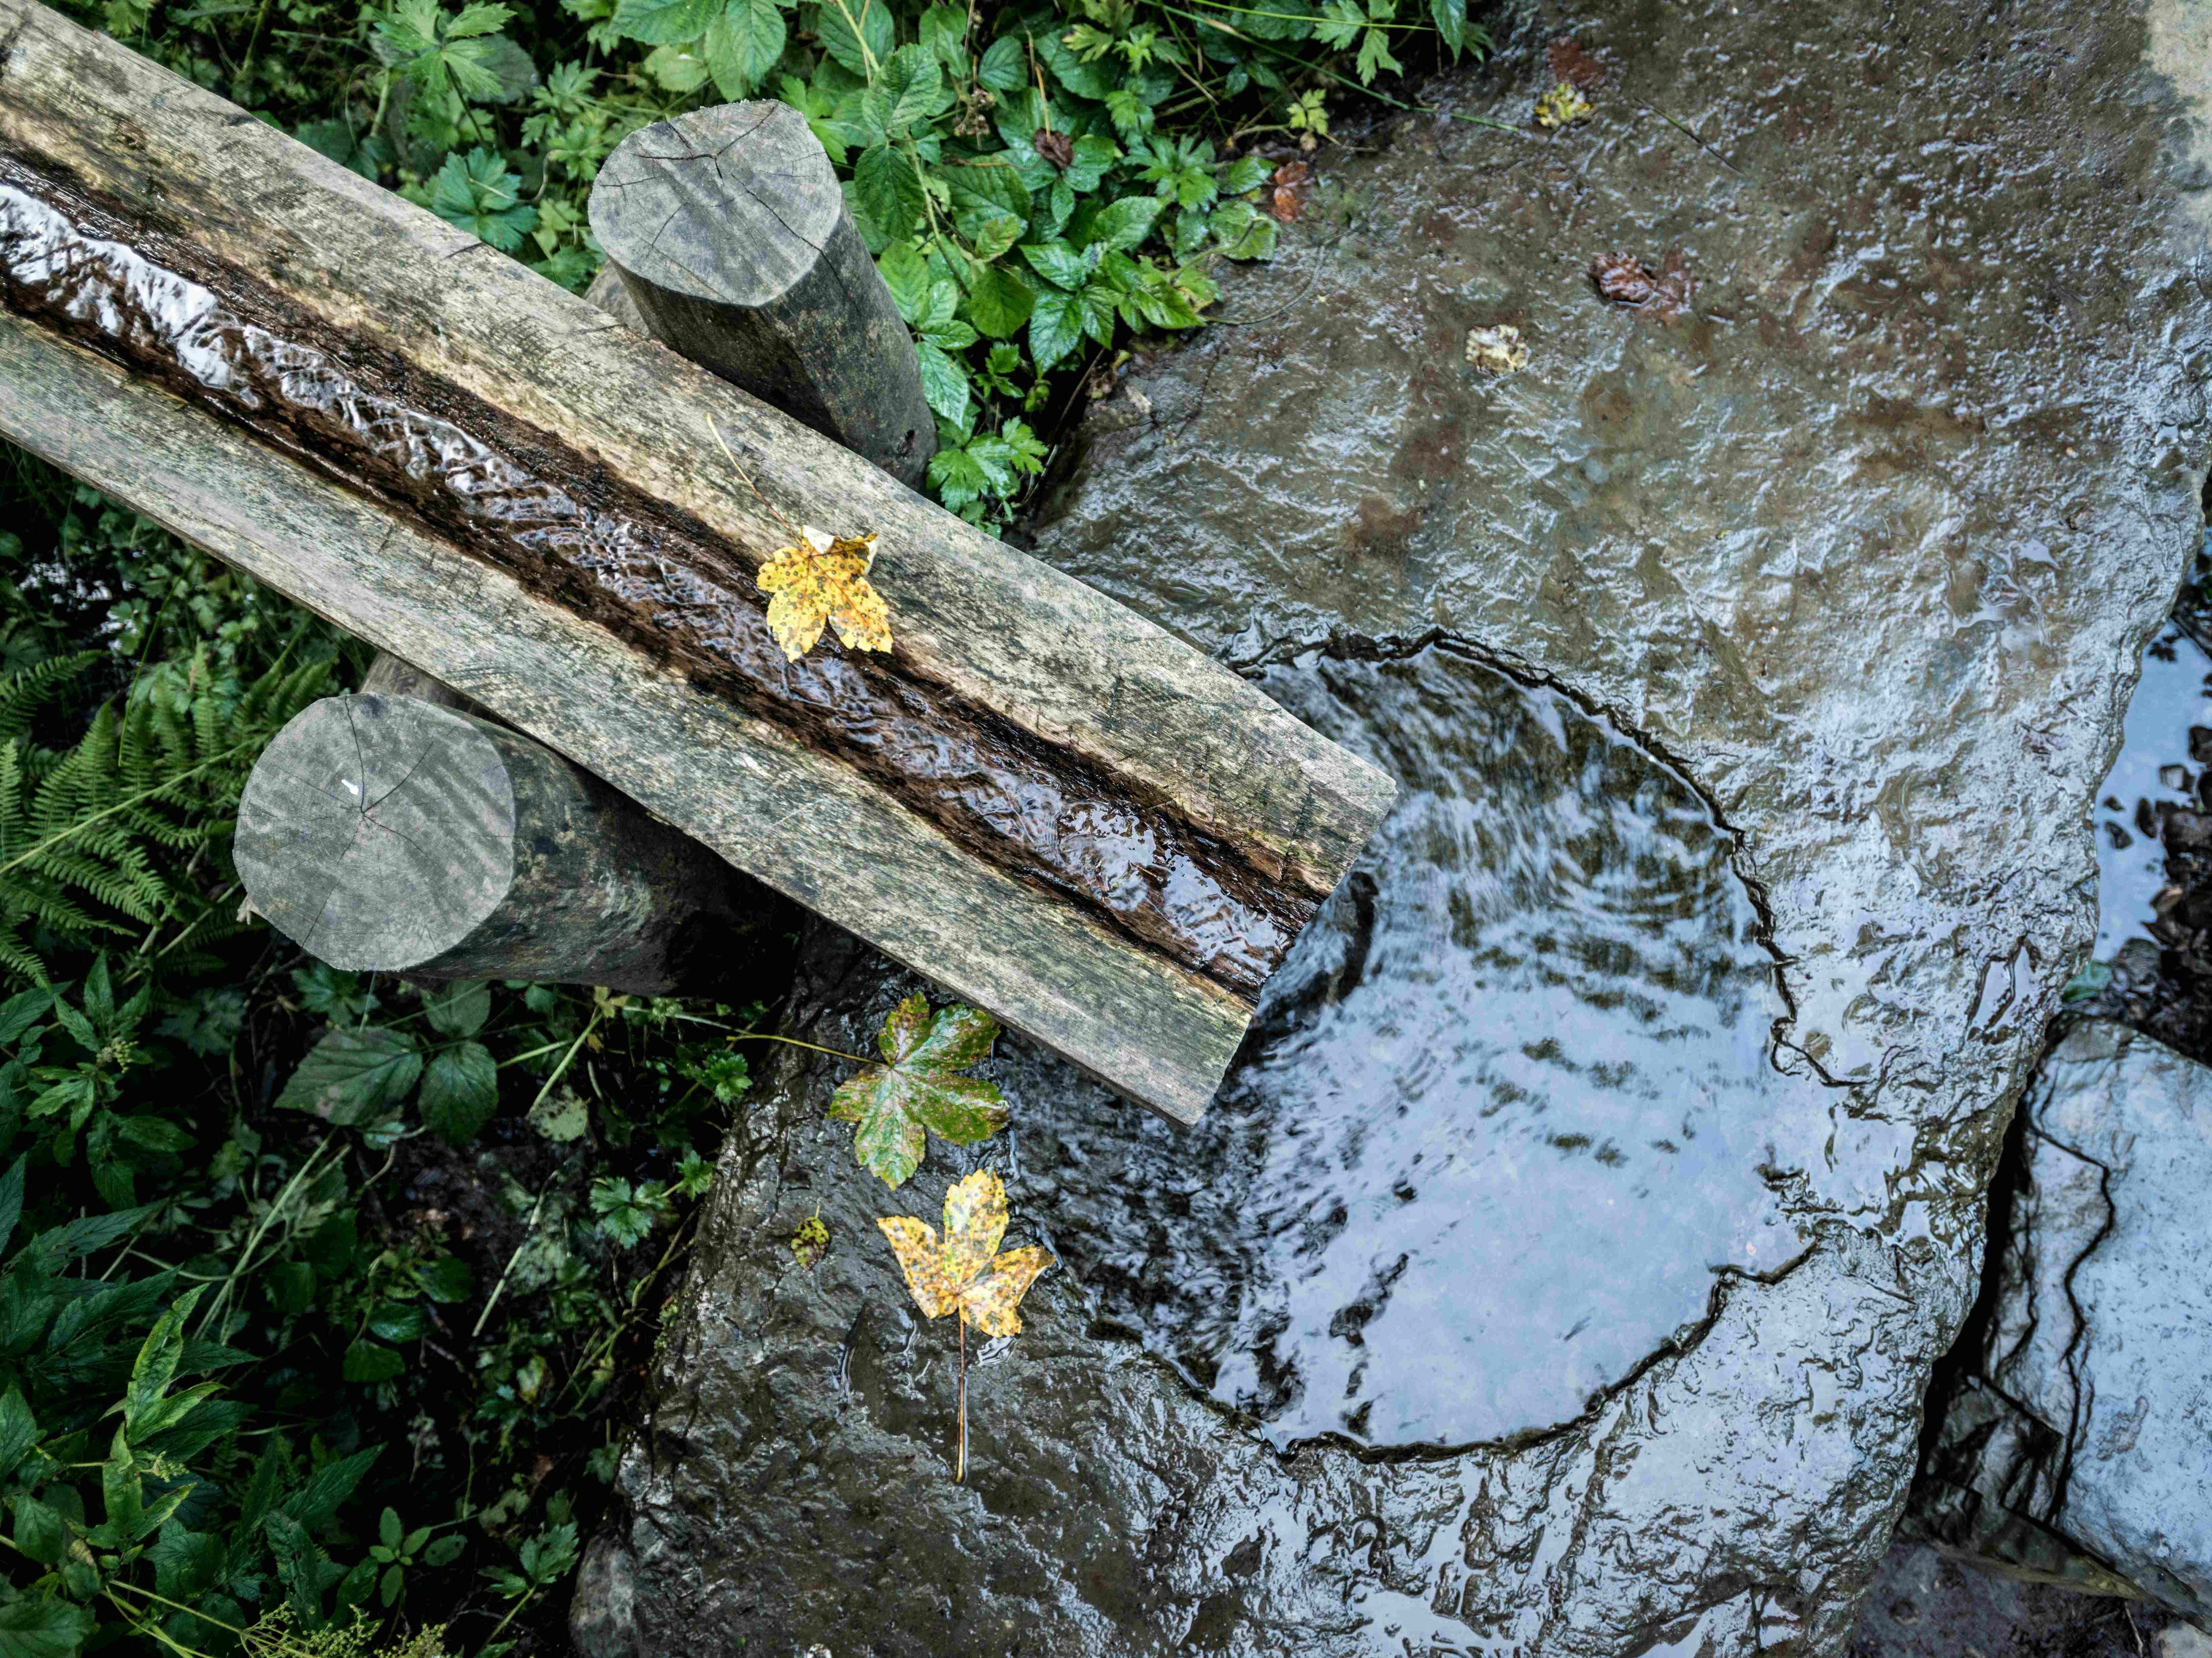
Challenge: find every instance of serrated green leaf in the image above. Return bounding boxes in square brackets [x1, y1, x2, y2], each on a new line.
[342, 1340, 405, 1383]
[878, 244, 930, 325]
[916, 340, 972, 428]
[275, 1027, 421, 1126]
[826, 994, 1008, 1186]
[816, 0, 892, 77]
[11, 1495, 63, 1566]
[854, 142, 925, 239]
[976, 33, 1025, 91]
[1429, 0, 1464, 54]
[704, 0, 785, 97]
[1028, 284, 1086, 370]
[419, 1041, 498, 1143]
[1087, 193, 1164, 252]
[1020, 239, 1087, 290]
[959, 208, 1023, 261]
[422, 980, 490, 1038]
[964, 264, 1034, 337]
[414, 1255, 475, 1302]
[609, 0, 717, 43]
[945, 156, 1032, 226]
[879, 45, 943, 134]
[0, 1594, 91, 1657]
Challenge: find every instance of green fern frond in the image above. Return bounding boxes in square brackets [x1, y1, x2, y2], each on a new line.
[0, 651, 99, 744]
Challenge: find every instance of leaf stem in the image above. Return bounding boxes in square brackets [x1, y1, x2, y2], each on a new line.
[956, 1312, 967, 1482]
[732, 1030, 870, 1066]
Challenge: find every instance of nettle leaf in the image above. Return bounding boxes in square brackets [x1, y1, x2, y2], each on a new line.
[827, 994, 1008, 1187]
[644, 39, 713, 90]
[342, 1340, 405, 1383]
[419, 1041, 498, 1143]
[609, 0, 717, 45]
[964, 264, 1034, 337]
[854, 142, 925, 239]
[276, 1027, 421, 1125]
[705, 0, 785, 98]
[816, 0, 894, 78]
[1065, 133, 1118, 193]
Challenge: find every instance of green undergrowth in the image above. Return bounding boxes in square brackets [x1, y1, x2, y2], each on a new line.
[0, 469, 789, 1654]
[69, 0, 1486, 527]
[0, 0, 1496, 1648]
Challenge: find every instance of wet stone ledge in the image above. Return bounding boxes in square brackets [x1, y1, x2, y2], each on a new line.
[575, 0, 2212, 1647]
[1909, 1021, 2212, 1622]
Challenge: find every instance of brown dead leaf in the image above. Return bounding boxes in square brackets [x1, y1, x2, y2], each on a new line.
[1589, 249, 1695, 321]
[1547, 37, 1603, 91]
[756, 526, 892, 661]
[1033, 128, 1074, 170]
[1269, 160, 1311, 223]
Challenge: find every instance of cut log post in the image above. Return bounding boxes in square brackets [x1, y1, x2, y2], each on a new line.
[235, 692, 752, 995]
[588, 103, 936, 490]
[0, 0, 1396, 1124]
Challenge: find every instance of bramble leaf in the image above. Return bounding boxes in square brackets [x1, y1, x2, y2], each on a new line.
[829, 994, 1007, 1187]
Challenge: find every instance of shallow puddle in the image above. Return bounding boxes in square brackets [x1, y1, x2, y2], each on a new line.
[2092, 622, 2212, 959]
[1008, 644, 1801, 1447]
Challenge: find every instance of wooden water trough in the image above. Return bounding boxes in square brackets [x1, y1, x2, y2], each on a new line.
[0, 0, 1395, 1123]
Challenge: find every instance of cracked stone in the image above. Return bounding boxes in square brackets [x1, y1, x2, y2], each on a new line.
[1912, 1021, 2212, 1620]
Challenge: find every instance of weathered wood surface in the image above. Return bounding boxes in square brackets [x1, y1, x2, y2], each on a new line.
[0, 0, 1396, 1122]
[237, 692, 757, 994]
[589, 103, 936, 489]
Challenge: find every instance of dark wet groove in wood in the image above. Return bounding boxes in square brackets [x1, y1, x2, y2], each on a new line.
[0, 157, 1316, 1002]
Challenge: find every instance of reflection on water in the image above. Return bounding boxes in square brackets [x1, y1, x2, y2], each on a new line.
[2093, 623, 2212, 959]
[1009, 645, 1798, 1447]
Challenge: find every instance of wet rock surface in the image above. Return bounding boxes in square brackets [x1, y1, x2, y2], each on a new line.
[1847, 1542, 2176, 1658]
[1911, 1021, 2212, 1622]
[577, 0, 2212, 1650]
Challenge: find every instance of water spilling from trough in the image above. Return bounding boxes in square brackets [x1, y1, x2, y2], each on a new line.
[1005, 642, 1804, 1447]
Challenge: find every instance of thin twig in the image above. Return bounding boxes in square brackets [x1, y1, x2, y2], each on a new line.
[708, 418, 801, 541]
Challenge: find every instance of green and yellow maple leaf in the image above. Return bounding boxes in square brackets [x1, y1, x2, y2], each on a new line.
[828, 993, 1008, 1187]
[877, 1169, 1052, 1338]
[756, 525, 891, 661]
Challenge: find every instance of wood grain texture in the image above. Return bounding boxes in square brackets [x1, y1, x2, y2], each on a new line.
[589, 103, 934, 488]
[238, 692, 759, 993]
[0, 0, 1396, 1121]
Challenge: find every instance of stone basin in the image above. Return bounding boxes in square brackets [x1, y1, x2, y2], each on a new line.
[573, 0, 2212, 1650]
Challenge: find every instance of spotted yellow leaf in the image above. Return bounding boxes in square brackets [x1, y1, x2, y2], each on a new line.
[877, 1170, 1052, 1336]
[1533, 81, 1593, 127]
[756, 526, 892, 661]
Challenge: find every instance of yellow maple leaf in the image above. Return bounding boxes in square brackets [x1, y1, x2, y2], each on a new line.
[1533, 81, 1594, 128]
[878, 1170, 1051, 1338]
[756, 526, 893, 662]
